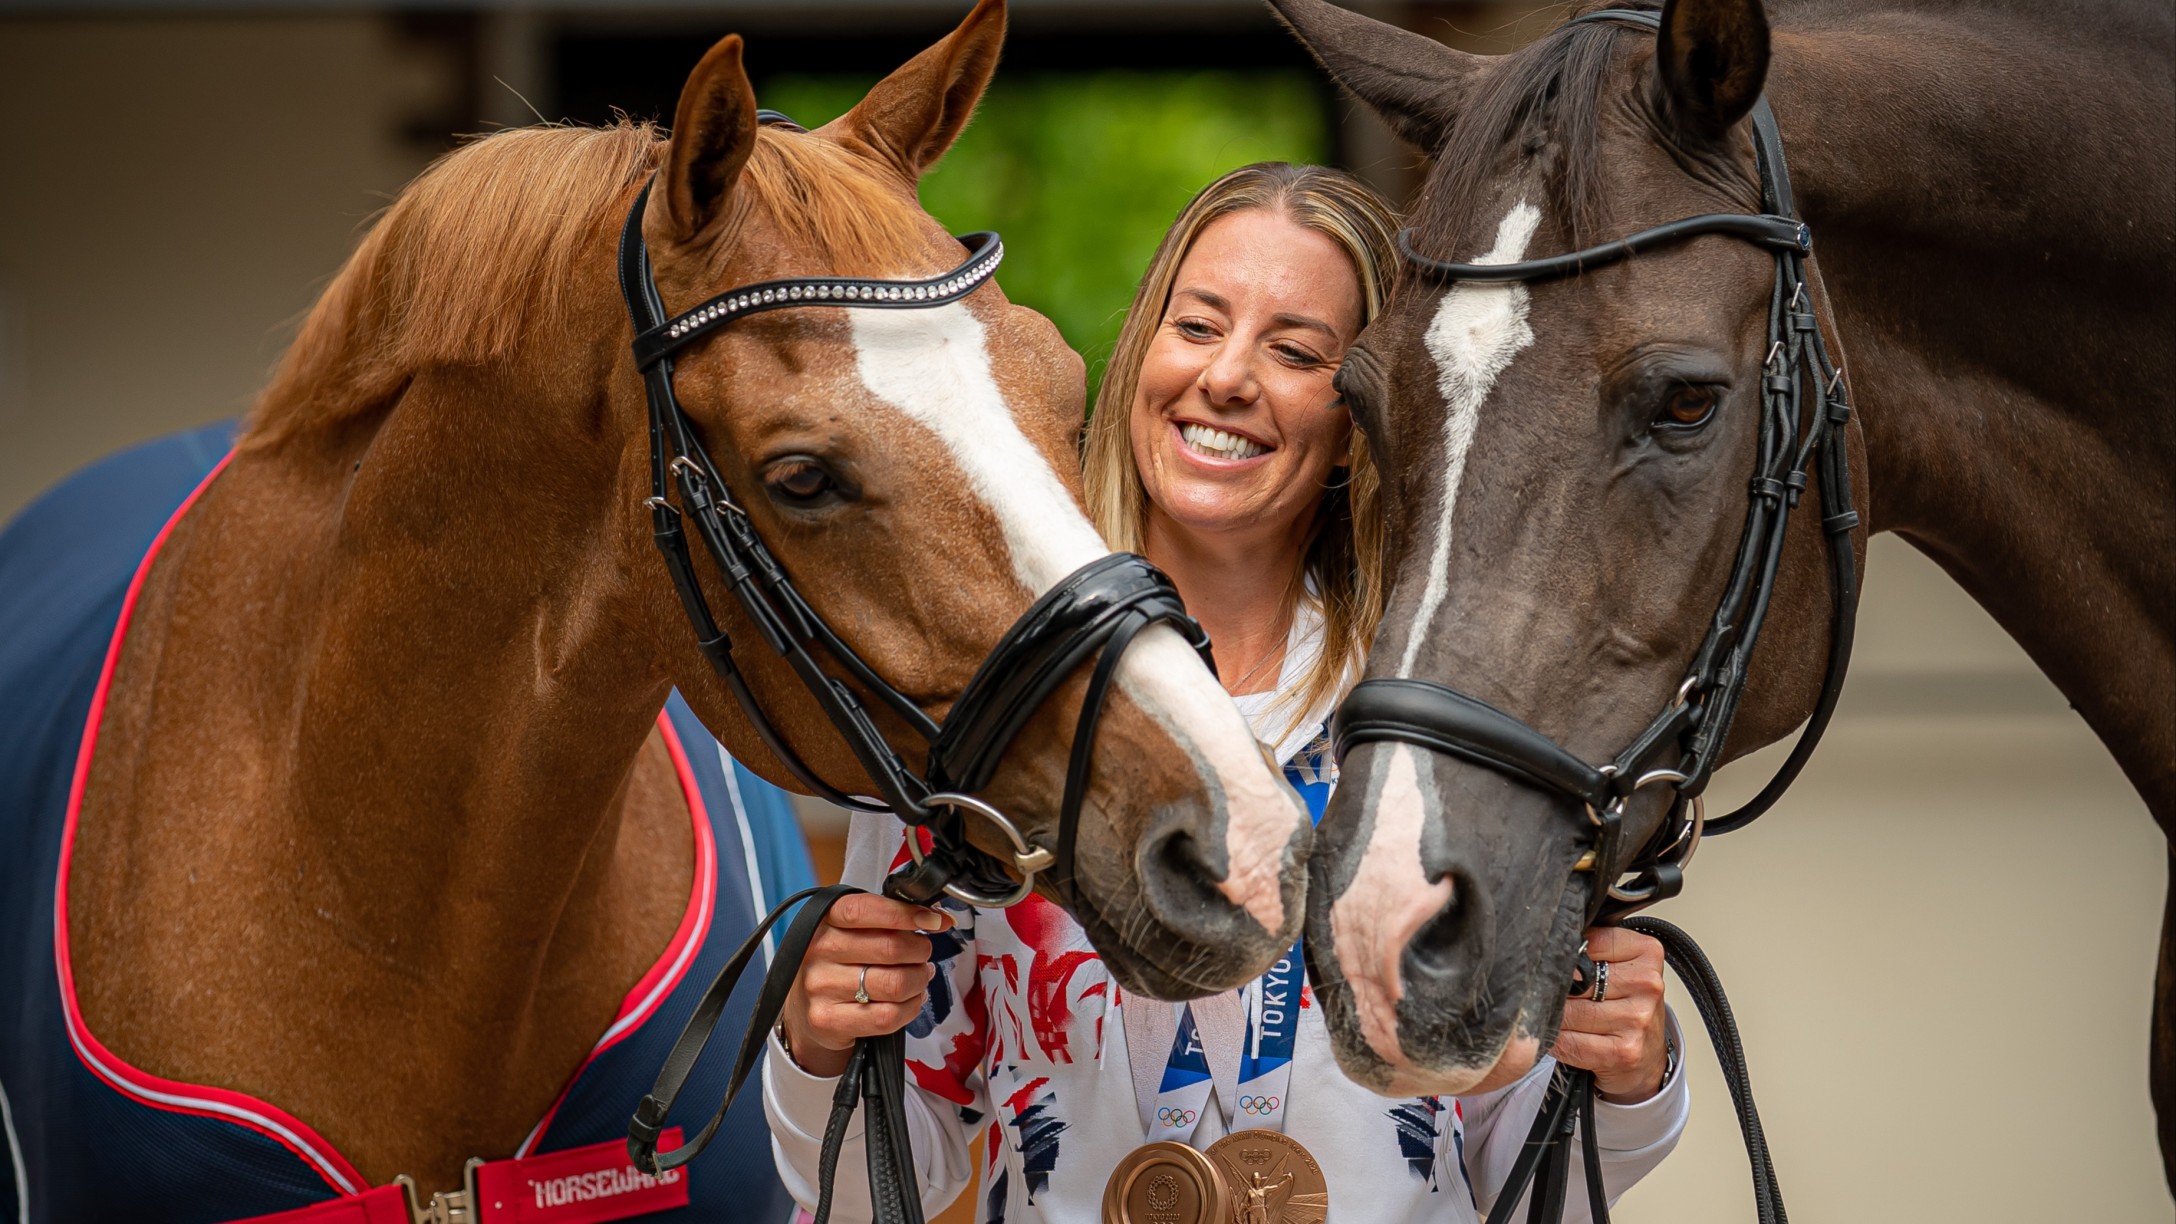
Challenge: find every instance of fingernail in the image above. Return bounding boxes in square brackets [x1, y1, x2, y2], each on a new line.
[914, 910, 945, 931]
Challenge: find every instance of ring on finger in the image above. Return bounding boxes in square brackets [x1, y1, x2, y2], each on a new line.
[1590, 959, 1610, 1003]
[853, 965, 872, 1005]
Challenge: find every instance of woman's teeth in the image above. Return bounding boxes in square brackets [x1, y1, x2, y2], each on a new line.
[1179, 423, 1267, 461]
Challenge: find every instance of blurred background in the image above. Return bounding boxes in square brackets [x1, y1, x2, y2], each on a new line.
[0, 1, 2162, 1220]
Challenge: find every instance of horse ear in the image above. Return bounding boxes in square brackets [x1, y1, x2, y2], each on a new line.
[660, 34, 760, 243]
[1653, 0, 1771, 142]
[826, 0, 1006, 181]
[1263, 0, 1477, 152]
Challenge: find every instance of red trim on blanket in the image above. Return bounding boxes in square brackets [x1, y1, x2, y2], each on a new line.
[52, 453, 717, 1196]
[514, 713, 718, 1156]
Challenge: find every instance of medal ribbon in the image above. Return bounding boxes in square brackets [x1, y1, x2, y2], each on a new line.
[1232, 729, 1331, 1135]
[1133, 726, 1336, 1146]
[1145, 1003, 1217, 1143]
[1235, 940, 1303, 1134]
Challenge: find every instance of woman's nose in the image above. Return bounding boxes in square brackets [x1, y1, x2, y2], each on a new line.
[1196, 341, 1259, 406]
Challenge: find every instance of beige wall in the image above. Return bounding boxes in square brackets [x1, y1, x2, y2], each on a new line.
[0, 15, 432, 521]
[0, 15, 2164, 1221]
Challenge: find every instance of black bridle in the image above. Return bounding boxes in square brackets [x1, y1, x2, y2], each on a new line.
[1336, 16, 1859, 930]
[1330, 11, 1860, 1223]
[618, 113, 1211, 1204]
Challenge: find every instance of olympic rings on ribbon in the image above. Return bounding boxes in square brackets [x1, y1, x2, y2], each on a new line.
[1155, 1106, 1199, 1127]
[1237, 1095, 1282, 1115]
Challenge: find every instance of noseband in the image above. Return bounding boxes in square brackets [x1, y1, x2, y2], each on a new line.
[619, 112, 1211, 1190]
[1334, 14, 1861, 930]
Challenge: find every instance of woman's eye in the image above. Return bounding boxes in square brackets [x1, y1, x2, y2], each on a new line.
[1655, 385, 1719, 430]
[765, 461, 837, 506]
[1173, 318, 1216, 340]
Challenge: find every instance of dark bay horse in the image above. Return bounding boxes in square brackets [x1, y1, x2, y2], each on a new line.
[0, 0, 1310, 1206]
[1269, 0, 2175, 1177]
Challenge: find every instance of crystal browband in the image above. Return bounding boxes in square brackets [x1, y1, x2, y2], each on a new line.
[631, 231, 1003, 370]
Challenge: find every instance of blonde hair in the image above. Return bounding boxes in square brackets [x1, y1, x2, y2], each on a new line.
[1081, 163, 1398, 741]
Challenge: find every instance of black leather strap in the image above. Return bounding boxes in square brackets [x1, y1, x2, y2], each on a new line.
[1397, 212, 1808, 285]
[1332, 679, 1612, 810]
[628, 883, 856, 1172]
[1485, 920, 1785, 1224]
[931, 553, 1208, 795]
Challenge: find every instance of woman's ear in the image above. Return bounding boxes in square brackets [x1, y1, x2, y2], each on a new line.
[825, 0, 1006, 183]
[658, 34, 760, 244]
[1653, 0, 1772, 143]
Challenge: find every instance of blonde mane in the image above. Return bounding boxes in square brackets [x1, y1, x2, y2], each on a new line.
[243, 118, 928, 449]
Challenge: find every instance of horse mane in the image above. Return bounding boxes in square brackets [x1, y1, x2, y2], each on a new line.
[243, 118, 925, 449]
[1417, 1, 1662, 252]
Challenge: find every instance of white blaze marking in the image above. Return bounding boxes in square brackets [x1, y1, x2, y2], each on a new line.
[850, 304, 1107, 590]
[1329, 745, 1453, 1071]
[1398, 201, 1543, 674]
[849, 306, 1304, 932]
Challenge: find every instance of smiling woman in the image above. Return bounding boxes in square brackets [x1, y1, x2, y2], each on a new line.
[1084, 164, 1391, 740]
[763, 161, 1689, 1223]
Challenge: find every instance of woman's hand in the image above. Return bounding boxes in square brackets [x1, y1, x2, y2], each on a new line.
[779, 894, 955, 1079]
[1550, 926, 1671, 1103]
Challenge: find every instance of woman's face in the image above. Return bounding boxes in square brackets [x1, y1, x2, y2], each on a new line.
[1131, 207, 1362, 552]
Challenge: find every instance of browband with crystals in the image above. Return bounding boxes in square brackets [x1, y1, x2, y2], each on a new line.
[631, 230, 1003, 370]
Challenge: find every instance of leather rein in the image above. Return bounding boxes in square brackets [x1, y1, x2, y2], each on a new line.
[616, 113, 1211, 1211]
[1333, 11, 1862, 1222]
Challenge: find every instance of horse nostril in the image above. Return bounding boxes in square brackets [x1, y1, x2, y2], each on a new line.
[1143, 824, 1221, 904]
[1405, 875, 1480, 980]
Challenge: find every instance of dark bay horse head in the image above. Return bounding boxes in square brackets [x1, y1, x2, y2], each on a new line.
[1268, 0, 1863, 1092]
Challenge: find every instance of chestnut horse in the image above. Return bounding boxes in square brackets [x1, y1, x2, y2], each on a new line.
[0, 0, 1310, 1209]
[1270, 0, 2174, 1178]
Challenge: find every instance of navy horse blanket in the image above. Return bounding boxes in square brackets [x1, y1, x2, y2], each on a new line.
[0, 424, 811, 1223]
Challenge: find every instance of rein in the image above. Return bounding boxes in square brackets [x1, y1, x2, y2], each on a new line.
[617, 113, 1212, 1215]
[1335, 10, 1862, 1222]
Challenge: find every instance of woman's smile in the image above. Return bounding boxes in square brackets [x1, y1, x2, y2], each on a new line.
[1173, 419, 1273, 465]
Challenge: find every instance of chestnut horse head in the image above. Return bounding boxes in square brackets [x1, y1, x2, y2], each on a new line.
[1269, 0, 1867, 1094]
[632, 6, 1313, 995]
[251, 0, 1310, 1000]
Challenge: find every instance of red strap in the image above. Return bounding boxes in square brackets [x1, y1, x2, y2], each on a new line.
[225, 1131, 690, 1224]
[472, 1130, 691, 1224]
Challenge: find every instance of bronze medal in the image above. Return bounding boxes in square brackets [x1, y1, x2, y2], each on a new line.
[1102, 1140, 1233, 1224]
[1206, 1130, 1329, 1224]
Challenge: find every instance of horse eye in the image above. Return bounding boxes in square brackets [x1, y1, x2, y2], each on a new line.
[1656, 385, 1719, 430]
[764, 460, 838, 506]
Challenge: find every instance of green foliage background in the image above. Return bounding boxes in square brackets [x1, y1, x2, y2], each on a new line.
[758, 71, 1329, 402]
